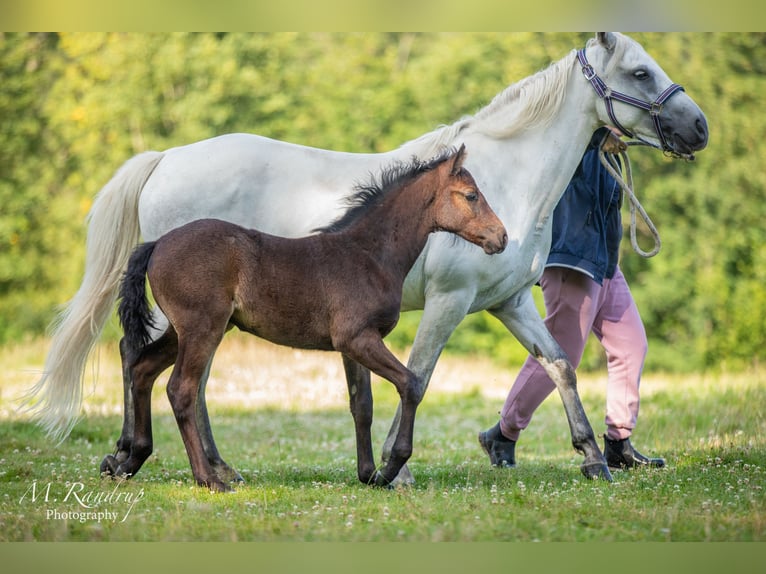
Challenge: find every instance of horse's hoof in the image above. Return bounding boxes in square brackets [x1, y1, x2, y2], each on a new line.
[580, 460, 613, 482]
[99, 454, 119, 477]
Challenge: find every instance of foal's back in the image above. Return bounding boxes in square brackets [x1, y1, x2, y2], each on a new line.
[147, 218, 400, 352]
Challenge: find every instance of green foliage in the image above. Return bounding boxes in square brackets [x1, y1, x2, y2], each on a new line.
[1, 32, 765, 372]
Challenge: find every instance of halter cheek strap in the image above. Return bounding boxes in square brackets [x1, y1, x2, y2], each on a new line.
[577, 49, 684, 153]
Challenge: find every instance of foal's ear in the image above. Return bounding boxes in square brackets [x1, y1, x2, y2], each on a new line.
[450, 144, 467, 175]
[596, 32, 617, 52]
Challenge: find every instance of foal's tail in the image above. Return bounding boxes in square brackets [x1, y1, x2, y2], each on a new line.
[22, 151, 165, 441]
[118, 242, 158, 353]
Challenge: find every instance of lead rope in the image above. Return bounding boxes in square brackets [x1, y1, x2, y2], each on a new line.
[598, 143, 662, 258]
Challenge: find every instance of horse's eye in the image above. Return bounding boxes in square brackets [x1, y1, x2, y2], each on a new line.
[633, 69, 650, 81]
[465, 191, 479, 202]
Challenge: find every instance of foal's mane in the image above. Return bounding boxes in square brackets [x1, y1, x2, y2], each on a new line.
[316, 147, 459, 234]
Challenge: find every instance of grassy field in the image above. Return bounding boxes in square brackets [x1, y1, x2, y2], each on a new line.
[0, 334, 764, 542]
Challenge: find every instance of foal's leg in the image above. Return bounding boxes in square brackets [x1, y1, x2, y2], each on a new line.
[341, 354, 376, 484]
[380, 293, 473, 484]
[111, 307, 169, 466]
[340, 332, 421, 487]
[110, 337, 135, 465]
[196, 354, 244, 483]
[101, 329, 178, 480]
[167, 330, 231, 492]
[489, 291, 611, 480]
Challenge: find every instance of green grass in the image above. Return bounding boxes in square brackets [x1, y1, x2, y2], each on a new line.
[0, 338, 764, 541]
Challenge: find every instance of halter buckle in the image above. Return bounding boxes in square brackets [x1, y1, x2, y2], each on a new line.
[650, 102, 663, 116]
[581, 64, 596, 81]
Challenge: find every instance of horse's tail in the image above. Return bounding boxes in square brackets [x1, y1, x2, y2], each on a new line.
[118, 242, 158, 352]
[23, 150, 165, 441]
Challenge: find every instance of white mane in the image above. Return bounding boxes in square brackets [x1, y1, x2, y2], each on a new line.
[403, 50, 578, 157]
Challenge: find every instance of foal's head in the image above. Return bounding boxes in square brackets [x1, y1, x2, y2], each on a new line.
[430, 145, 507, 255]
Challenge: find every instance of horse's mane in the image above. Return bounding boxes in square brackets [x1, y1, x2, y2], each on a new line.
[316, 147, 458, 234]
[403, 49, 580, 158]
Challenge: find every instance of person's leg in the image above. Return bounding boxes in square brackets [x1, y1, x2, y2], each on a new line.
[592, 267, 664, 468]
[500, 268, 601, 438]
[591, 267, 647, 440]
[479, 268, 602, 466]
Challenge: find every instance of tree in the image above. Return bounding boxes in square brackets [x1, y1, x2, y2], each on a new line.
[1, 33, 765, 372]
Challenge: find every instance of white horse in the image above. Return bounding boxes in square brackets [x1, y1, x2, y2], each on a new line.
[27, 33, 708, 483]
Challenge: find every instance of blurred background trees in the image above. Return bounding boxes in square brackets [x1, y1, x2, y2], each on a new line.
[1, 32, 764, 372]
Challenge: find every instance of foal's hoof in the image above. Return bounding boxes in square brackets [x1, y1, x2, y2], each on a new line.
[99, 454, 120, 477]
[100, 456, 133, 483]
[204, 479, 235, 493]
[372, 471, 395, 490]
[212, 464, 245, 484]
[580, 460, 613, 482]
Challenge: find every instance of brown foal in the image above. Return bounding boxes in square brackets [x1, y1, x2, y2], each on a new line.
[104, 145, 507, 491]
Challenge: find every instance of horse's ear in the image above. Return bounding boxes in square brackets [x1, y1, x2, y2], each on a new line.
[450, 144, 467, 175]
[596, 32, 617, 52]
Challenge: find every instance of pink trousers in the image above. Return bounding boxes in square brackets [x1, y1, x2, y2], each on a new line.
[499, 266, 647, 442]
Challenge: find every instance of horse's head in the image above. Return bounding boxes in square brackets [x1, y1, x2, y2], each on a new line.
[582, 32, 708, 159]
[432, 145, 507, 255]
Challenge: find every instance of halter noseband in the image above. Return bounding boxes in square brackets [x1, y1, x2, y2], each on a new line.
[577, 48, 684, 154]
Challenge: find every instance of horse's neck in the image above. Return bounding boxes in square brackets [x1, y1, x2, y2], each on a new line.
[387, 56, 599, 243]
[469, 67, 599, 239]
[515, 121, 596, 231]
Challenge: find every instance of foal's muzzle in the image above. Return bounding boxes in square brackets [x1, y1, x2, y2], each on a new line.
[483, 230, 508, 255]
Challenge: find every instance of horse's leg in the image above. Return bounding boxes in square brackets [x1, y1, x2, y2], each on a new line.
[196, 354, 243, 483]
[341, 354, 376, 484]
[489, 290, 612, 481]
[341, 331, 422, 487]
[109, 307, 169, 466]
[166, 330, 231, 493]
[381, 293, 473, 484]
[101, 329, 178, 480]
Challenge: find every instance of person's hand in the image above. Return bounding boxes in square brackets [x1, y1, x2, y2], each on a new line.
[601, 130, 627, 154]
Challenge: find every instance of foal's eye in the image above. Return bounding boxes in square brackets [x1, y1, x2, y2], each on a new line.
[464, 191, 479, 202]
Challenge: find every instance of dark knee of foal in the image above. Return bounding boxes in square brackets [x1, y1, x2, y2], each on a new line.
[166, 385, 195, 414]
[400, 374, 424, 404]
[390, 443, 413, 464]
[130, 439, 153, 462]
[349, 401, 373, 427]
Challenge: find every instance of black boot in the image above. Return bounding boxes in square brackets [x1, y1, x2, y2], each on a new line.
[604, 436, 665, 470]
[478, 422, 516, 467]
